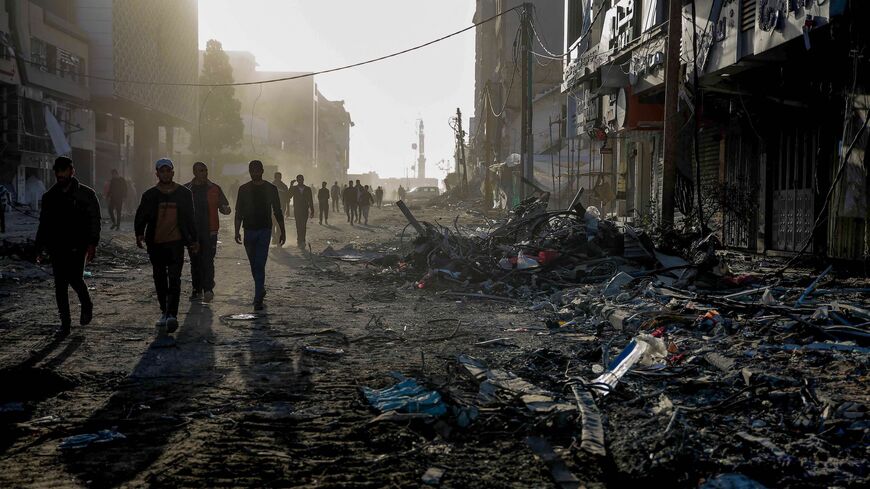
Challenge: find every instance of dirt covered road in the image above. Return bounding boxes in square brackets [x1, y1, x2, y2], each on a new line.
[0, 204, 559, 488]
[2, 201, 866, 488]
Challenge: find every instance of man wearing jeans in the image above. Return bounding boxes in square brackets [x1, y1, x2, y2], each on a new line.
[135, 158, 198, 333]
[234, 160, 285, 310]
[185, 162, 231, 303]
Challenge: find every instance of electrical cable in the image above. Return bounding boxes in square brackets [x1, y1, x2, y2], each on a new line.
[7, 5, 523, 88]
[197, 86, 215, 150]
[773, 111, 867, 275]
[250, 83, 263, 154]
[529, 1, 607, 59]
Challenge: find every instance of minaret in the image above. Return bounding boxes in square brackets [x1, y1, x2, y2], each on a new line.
[417, 120, 426, 179]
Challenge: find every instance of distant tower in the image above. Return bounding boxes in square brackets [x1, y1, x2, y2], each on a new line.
[417, 120, 426, 179]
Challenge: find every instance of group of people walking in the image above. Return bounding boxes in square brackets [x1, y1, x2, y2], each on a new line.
[340, 180, 382, 226]
[37, 156, 381, 336]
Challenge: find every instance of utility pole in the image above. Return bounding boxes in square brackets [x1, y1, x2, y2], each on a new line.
[520, 3, 534, 199]
[483, 81, 493, 208]
[456, 108, 468, 193]
[661, 0, 683, 225]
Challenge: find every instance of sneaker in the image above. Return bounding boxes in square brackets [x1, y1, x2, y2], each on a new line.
[203, 290, 214, 303]
[166, 315, 179, 333]
[55, 324, 71, 337]
[80, 302, 93, 326]
[155, 314, 168, 335]
[190, 290, 203, 301]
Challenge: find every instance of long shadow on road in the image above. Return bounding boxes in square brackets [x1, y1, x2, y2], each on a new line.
[62, 303, 216, 488]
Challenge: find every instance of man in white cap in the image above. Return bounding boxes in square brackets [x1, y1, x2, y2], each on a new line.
[135, 158, 199, 333]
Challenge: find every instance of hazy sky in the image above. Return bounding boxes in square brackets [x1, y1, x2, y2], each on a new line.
[198, 0, 477, 180]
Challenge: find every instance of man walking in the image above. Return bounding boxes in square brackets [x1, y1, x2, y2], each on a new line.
[359, 184, 375, 225]
[318, 181, 330, 226]
[0, 183, 9, 234]
[185, 162, 231, 303]
[107, 169, 127, 230]
[135, 158, 198, 333]
[353, 179, 363, 224]
[330, 181, 341, 212]
[343, 180, 356, 226]
[288, 174, 315, 248]
[235, 160, 285, 310]
[271, 172, 290, 245]
[398, 185, 407, 201]
[36, 156, 101, 336]
[375, 186, 384, 208]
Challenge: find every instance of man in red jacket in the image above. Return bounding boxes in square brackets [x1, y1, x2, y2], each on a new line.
[185, 162, 231, 303]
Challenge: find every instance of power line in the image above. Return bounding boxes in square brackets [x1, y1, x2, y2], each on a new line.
[530, 1, 607, 60]
[9, 6, 523, 88]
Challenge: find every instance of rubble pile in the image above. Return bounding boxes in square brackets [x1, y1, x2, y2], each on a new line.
[378, 195, 869, 487]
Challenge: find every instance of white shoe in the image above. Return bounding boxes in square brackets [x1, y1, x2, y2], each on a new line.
[155, 314, 168, 335]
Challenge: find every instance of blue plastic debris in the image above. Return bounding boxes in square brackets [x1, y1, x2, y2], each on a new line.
[361, 375, 447, 416]
[59, 429, 126, 450]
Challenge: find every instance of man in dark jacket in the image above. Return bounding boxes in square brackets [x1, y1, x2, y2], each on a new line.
[235, 160, 285, 310]
[342, 180, 356, 226]
[289, 174, 315, 248]
[107, 169, 127, 230]
[330, 181, 341, 212]
[271, 172, 290, 245]
[36, 156, 101, 336]
[185, 162, 231, 303]
[318, 181, 330, 226]
[135, 158, 198, 334]
[358, 184, 375, 225]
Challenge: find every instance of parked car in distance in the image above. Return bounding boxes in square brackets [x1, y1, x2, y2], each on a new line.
[404, 186, 440, 206]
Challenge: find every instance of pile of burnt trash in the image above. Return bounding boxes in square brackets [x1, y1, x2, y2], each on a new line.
[372, 192, 869, 487]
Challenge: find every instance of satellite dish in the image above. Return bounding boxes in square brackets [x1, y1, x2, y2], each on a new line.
[615, 88, 628, 130]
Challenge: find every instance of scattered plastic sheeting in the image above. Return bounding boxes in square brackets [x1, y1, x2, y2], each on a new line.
[421, 467, 446, 486]
[701, 473, 768, 489]
[759, 342, 870, 354]
[303, 346, 345, 356]
[603, 272, 633, 297]
[59, 430, 126, 450]
[360, 375, 447, 416]
[321, 245, 398, 265]
[591, 334, 667, 396]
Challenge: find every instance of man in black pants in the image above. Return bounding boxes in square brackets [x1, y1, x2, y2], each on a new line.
[330, 181, 341, 213]
[318, 181, 330, 225]
[135, 158, 198, 334]
[343, 180, 356, 226]
[185, 162, 231, 303]
[288, 174, 314, 248]
[107, 169, 127, 230]
[36, 156, 101, 336]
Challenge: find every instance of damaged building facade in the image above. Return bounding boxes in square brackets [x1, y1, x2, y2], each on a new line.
[0, 0, 95, 206]
[0, 0, 197, 205]
[561, 0, 869, 260]
[471, 0, 568, 208]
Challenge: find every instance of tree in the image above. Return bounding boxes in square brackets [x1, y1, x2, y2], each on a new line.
[197, 39, 243, 155]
